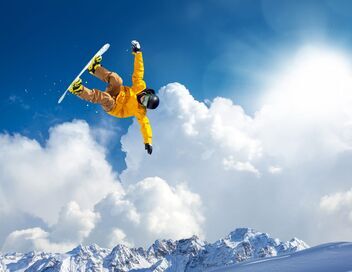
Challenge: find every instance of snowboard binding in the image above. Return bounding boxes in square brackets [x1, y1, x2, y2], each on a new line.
[68, 78, 83, 95]
[88, 55, 102, 75]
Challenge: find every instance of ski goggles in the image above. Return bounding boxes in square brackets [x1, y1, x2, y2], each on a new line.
[142, 93, 153, 107]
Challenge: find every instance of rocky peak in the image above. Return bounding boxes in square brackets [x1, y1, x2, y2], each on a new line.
[148, 239, 177, 258]
[175, 235, 206, 256]
[227, 228, 257, 242]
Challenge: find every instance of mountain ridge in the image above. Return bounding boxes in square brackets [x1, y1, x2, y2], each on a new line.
[0, 228, 309, 272]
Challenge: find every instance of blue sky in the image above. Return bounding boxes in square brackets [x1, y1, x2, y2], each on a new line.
[3, 0, 352, 172]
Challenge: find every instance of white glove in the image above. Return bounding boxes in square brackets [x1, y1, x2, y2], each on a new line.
[131, 40, 141, 52]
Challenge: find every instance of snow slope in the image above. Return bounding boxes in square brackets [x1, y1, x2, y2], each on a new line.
[213, 242, 352, 272]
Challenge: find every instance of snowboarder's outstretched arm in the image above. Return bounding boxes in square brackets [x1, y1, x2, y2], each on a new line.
[131, 41, 147, 94]
[131, 40, 155, 155]
[135, 112, 153, 154]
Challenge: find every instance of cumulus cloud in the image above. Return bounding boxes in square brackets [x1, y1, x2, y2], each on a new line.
[128, 178, 204, 241]
[121, 46, 352, 245]
[3, 201, 99, 253]
[3, 177, 204, 252]
[50, 201, 99, 244]
[0, 121, 122, 252]
[86, 177, 204, 248]
[0, 121, 204, 252]
[0, 120, 122, 225]
[2, 228, 74, 253]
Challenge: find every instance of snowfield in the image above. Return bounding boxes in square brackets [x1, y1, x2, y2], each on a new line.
[212, 242, 352, 272]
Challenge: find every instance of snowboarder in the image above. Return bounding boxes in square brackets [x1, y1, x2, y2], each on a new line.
[68, 40, 159, 155]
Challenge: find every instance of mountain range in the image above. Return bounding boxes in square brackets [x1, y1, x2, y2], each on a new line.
[0, 228, 310, 271]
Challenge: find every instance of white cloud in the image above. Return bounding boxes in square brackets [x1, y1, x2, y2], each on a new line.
[223, 156, 260, 176]
[127, 178, 204, 240]
[0, 122, 204, 253]
[108, 228, 132, 247]
[0, 120, 122, 226]
[0, 121, 123, 252]
[318, 188, 352, 242]
[320, 189, 352, 217]
[86, 177, 204, 248]
[50, 201, 99, 244]
[2, 228, 74, 253]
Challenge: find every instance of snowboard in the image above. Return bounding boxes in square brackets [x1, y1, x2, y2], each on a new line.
[58, 43, 110, 104]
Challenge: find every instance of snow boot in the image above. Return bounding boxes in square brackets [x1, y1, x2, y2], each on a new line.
[88, 55, 102, 75]
[68, 78, 83, 95]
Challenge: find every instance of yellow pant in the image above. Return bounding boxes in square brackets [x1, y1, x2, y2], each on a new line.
[78, 66, 123, 112]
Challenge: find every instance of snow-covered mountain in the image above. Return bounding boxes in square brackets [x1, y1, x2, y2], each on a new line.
[0, 228, 309, 272]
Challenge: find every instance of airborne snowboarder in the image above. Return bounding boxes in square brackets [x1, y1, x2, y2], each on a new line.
[68, 41, 159, 155]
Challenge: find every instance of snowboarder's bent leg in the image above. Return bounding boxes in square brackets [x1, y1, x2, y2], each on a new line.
[94, 66, 123, 97]
[78, 86, 115, 112]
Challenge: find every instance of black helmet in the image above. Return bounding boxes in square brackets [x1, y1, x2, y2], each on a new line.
[146, 93, 159, 109]
[139, 88, 160, 109]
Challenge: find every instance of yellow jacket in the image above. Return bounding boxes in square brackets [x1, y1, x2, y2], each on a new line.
[107, 52, 152, 144]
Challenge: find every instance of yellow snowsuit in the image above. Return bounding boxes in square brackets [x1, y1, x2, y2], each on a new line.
[79, 52, 153, 145]
[107, 52, 152, 145]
